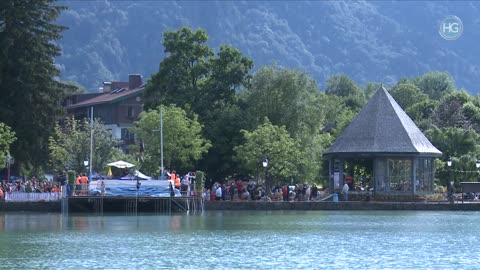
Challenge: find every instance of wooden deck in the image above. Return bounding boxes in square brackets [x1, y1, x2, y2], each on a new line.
[63, 196, 204, 214]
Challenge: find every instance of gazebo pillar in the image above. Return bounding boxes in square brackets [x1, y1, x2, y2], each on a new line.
[412, 157, 417, 195]
[329, 158, 344, 192]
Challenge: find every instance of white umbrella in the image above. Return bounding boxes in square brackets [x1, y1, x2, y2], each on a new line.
[107, 160, 135, 168]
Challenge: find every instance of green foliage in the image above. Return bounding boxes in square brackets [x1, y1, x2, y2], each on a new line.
[131, 105, 211, 176]
[195, 170, 206, 192]
[363, 82, 382, 99]
[67, 170, 76, 185]
[143, 27, 252, 179]
[0, 0, 68, 171]
[425, 127, 479, 160]
[0, 122, 16, 168]
[241, 65, 320, 137]
[405, 100, 438, 130]
[414, 71, 455, 100]
[234, 119, 303, 182]
[325, 74, 361, 97]
[389, 83, 428, 110]
[144, 27, 212, 110]
[144, 27, 253, 118]
[48, 117, 121, 175]
[433, 92, 471, 129]
[200, 104, 252, 180]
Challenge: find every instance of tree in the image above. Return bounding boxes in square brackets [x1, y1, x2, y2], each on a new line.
[241, 65, 319, 138]
[234, 119, 303, 193]
[200, 103, 252, 180]
[144, 27, 212, 111]
[325, 74, 361, 97]
[0, 122, 16, 168]
[144, 27, 253, 118]
[325, 74, 365, 110]
[363, 82, 382, 99]
[130, 105, 211, 177]
[0, 0, 68, 173]
[425, 127, 479, 160]
[405, 99, 438, 130]
[48, 117, 121, 176]
[389, 83, 428, 110]
[143, 27, 252, 180]
[433, 91, 472, 129]
[426, 127, 480, 187]
[414, 71, 455, 100]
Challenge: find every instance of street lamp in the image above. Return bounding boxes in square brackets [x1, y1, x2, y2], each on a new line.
[83, 160, 89, 168]
[262, 158, 268, 169]
[262, 157, 269, 195]
[447, 158, 453, 204]
[6, 153, 13, 183]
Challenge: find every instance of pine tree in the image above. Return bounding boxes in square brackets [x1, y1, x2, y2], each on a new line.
[0, 0, 67, 172]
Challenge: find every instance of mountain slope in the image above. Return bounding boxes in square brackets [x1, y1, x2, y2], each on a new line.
[56, 1, 480, 93]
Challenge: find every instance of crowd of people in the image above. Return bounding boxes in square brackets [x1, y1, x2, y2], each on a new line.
[204, 180, 323, 202]
[167, 170, 196, 196]
[0, 170, 327, 202]
[0, 177, 62, 200]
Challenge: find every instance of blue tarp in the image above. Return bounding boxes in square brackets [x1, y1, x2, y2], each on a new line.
[88, 180, 180, 197]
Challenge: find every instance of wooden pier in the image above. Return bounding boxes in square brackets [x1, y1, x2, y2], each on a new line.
[63, 196, 204, 215]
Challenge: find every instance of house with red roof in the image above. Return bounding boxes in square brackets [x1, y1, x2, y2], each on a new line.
[65, 74, 145, 147]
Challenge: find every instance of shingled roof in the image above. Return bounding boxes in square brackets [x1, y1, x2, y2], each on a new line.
[66, 84, 145, 109]
[324, 86, 442, 157]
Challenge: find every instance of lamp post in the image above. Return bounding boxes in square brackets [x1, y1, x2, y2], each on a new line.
[447, 158, 453, 204]
[476, 160, 480, 175]
[6, 153, 13, 183]
[262, 157, 269, 195]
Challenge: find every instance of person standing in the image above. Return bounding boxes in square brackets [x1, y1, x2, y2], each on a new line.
[215, 185, 222, 201]
[221, 184, 227, 201]
[169, 182, 175, 197]
[342, 182, 350, 201]
[229, 182, 235, 201]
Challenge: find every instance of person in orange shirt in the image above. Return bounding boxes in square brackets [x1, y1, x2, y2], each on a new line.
[80, 173, 89, 195]
[75, 175, 82, 196]
[174, 174, 181, 190]
[169, 170, 176, 181]
[51, 185, 60, 193]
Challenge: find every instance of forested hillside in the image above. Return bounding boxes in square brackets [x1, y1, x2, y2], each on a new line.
[56, 1, 480, 93]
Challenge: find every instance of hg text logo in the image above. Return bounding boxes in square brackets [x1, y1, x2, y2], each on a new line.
[439, 15, 463, 40]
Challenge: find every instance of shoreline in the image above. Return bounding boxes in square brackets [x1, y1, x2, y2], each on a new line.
[204, 200, 480, 211]
[2, 198, 480, 213]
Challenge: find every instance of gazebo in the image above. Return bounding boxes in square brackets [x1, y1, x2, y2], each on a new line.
[323, 86, 442, 196]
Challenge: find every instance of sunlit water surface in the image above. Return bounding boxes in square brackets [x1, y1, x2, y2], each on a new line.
[0, 211, 477, 269]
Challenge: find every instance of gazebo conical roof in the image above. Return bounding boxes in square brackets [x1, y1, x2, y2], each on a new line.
[324, 86, 442, 157]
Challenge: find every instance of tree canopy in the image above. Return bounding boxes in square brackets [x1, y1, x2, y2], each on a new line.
[0, 122, 16, 168]
[0, 0, 68, 173]
[48, 117, 121, 176]
[130, 105, 211, 177]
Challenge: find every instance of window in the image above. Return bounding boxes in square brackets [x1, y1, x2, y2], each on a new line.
[387, 159, 412, 192]
[121, 128, 133, 140]
[127, 106, 134, 118]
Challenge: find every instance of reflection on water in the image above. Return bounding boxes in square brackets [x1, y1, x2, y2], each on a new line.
[0, 211, 478, 269]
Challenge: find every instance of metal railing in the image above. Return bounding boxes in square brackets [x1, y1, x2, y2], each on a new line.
[4, 192, 63, 202]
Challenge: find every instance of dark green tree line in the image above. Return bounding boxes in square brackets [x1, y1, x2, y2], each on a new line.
[0, 0, 68, 174]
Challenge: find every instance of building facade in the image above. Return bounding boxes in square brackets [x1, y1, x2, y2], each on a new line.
[65, 74, 144, 147]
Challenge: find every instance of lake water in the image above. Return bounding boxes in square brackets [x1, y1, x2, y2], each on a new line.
[0, 211, 477, 269]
